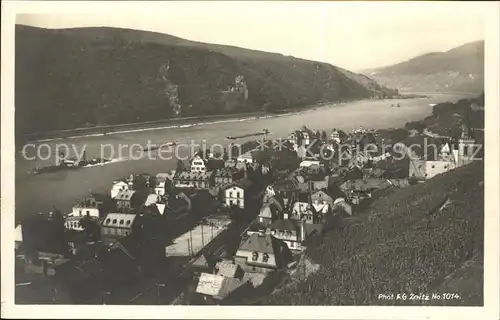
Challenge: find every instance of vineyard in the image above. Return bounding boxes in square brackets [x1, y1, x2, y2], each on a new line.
[261, 161, 484, 305]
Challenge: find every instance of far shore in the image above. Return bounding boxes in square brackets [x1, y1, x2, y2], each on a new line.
[23, 97, 378, 143]
[21, 93, 439, 144]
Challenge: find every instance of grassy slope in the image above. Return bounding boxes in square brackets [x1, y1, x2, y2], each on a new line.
[364, 41, 484, 93]
[261, 161, 484, 305]
[15, 25, 393, 136]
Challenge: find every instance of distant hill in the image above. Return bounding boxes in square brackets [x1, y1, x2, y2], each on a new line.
[364, 40, 484, 94]
[15, 25, 396, 137]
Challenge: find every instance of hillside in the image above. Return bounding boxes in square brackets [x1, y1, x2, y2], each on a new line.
[364, 40, 484, 93]
[15, 25, 396, 137]
[259, 161, 484, 305]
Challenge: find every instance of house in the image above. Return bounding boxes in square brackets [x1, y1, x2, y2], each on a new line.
[100, 213, 138, 243]
[234, 234, 292, 273]
[290, 201, 318, 224]
[258, 202, 282, 225]
[154, 172, 173, 196]
[111, 181, 129, 199]
[64, 216, 85, 232]
[172, 171, 214, 190]
[144, 193, 162, 207]
[69, 197, 100, 218]
[236, 149, 262, 164]
[224, 159, 237, 168]
[223, 179, 252, 209]
[311, 190, 335, 206]
[330, 129, 341, 143]
[214, 167, 244, 187]
[115, 189, 137, 212]
[215, 260, 244, 279]
[195, 272, 242, 300]
[266, 219, 306, 252]
[407, 132, 476, 180]
[268, 179, 300, 210]
[190, 154, 208, 173]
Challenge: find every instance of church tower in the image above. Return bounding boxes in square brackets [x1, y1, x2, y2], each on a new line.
[457, 123, 475, 167]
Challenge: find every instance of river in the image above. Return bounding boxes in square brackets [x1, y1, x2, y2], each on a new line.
[15, 92, 472, 218]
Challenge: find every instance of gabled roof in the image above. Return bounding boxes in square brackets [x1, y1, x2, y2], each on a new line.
[267, 219, 299, 232]
[145, 194, 161, 206]
[273, 179, 299, 192]
[238, 234, 277, 254]
[115, 189, 136, 201]
[215, 261, 240, 278]
[226, 179, 252, 190]
[195, 273, 240, 299]
[214, 167, 239, 178]
[311, 189, 334, 201]
[102, 213, 137, 228]
[174, 171, 214, 181]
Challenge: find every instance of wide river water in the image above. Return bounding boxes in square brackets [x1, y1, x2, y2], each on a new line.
[15, 92, 472, 217]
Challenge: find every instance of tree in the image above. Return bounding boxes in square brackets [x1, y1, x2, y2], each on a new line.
[321, 130, 328, 142]
[79, 214, 101, 241]
[176, 160, 185, 172]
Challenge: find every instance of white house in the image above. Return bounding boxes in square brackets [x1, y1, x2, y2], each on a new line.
[330, 129, 341, 143]
[69, 197, 100, 218]
[266, 219, 306, 252]
[190, 155, 207, 173]
[408, 134, 475, 180]
[236, 149, 261, 164]
[155, 172, 172, 196]
[101, 213, 138, 240]
[224, 180, 252, 209]
[111, 181, 129, 199]
[64, 216, 85, 232]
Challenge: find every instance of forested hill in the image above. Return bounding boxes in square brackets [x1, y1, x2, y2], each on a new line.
[364, 40, 484, 94]
[15, 25, 397, 136]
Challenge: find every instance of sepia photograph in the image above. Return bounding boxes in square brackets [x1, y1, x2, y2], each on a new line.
[1, 1, 499, 319]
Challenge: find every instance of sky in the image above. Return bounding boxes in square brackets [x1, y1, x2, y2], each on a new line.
[15, 1, 485, 71]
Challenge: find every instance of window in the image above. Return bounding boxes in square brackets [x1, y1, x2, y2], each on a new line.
[252, 252, 259, 261]
[119, 219, 124, 225]
[112, 219, 117, 224]
[229, 200, 233, 205]
[237, 192, 240, 198]
[431, 165, 435, 169]
[86, 210, 90, 215]
[105, 218, 111, 224]
[229, 192, 233, 198]
[126, 220, 131, 225]
[263, 253, 270, 263]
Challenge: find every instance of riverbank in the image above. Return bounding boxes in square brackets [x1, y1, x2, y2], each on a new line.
[22, 97, 390, 144]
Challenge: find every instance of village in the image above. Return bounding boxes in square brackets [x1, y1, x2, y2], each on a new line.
[15, 112, 481, 304]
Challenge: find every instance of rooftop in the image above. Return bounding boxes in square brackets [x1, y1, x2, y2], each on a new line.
[102, 213, 137, 228]
[238, 234, 277, 254]
[115, 189, 136, 200]
[268, 219, 299, 232]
